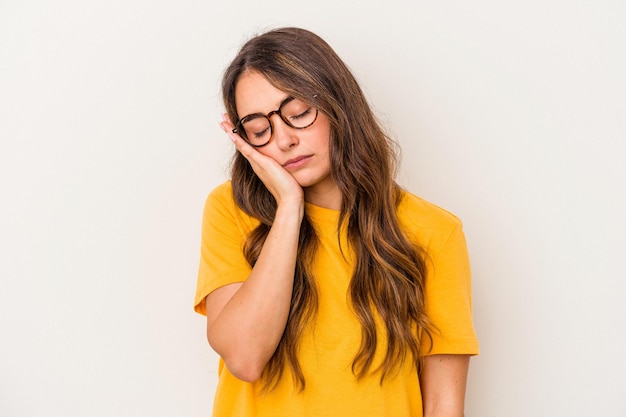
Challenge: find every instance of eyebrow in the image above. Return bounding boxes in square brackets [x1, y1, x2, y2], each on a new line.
[278, 96, 294, 108]
[269, 96, 294, 112]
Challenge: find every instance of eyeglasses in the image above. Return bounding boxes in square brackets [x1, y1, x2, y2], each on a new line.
[232, 95, 319, 147]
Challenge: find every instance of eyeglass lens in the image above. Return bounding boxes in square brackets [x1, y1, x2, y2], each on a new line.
[239, 98, 317, 147]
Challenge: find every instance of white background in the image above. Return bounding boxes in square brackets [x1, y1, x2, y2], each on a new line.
[1, 1, 625, 416]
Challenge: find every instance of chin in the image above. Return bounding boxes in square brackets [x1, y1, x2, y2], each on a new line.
[296, 176, 323, 189]
[294, 169, 333, 190]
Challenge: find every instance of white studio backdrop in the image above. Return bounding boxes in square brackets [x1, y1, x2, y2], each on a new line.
[1, 1, 625, 416]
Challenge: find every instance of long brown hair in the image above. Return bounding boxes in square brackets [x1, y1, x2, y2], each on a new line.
[222, 27, 432, 391]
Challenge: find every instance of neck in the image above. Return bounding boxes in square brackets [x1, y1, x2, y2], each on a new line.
[304, 183, 342, 210]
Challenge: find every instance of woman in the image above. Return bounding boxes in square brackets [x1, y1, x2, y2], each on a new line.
[194, 27, 478, 417]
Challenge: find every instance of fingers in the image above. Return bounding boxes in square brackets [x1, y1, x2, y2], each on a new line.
[219, 114, 265, 161]
[219, 114, 282, 176]
[219, 114, 243, 146]
[219, 114, 303, 206]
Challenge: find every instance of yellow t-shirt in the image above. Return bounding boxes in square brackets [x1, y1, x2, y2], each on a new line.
[194, 181, 478, 417]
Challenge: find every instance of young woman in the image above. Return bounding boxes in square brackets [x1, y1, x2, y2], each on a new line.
[194, 27, 478, 417]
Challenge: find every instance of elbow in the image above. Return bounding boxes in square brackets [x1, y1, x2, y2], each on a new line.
[206, 334, 266, 383]
[225, 360, 265, 383]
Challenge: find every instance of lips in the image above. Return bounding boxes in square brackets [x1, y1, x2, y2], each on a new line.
[282, 155, 312, 168]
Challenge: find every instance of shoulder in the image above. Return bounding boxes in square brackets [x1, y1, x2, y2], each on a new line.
[206, 180, 234, 205]
[397, 190, 464, 254]
[398, 190, 462, 228]
[204, 180, 243, 215]
[203, 180, 258, 231]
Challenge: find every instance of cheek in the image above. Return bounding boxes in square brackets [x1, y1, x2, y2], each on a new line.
[255, 146, 281, 162]
[315, 118, 333, 151]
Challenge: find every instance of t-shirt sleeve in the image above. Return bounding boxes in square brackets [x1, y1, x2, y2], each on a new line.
[422, 221, 479, 356]
[193, 184, 253, 316]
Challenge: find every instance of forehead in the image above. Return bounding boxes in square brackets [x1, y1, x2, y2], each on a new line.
[235, 71, 289, 116]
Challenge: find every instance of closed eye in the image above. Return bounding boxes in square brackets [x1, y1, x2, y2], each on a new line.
[252, 127, 270, 138]
[290, 108, 312, 121]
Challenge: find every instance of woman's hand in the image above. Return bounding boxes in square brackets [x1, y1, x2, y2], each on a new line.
[220, 115, 303, 208]
[205, 115, 306, 382]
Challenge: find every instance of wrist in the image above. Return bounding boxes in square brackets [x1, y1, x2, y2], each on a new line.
[275, 199, 304, 222]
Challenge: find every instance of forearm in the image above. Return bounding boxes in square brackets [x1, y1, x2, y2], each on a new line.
[421, 355, 470, 417]
[206, 202, 303, 381]
[423, 407, 465, 417]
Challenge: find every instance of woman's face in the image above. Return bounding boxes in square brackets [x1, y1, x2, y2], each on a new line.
[234, 70, 340, 207]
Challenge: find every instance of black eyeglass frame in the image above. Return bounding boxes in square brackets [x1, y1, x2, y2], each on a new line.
[232, 94, 319, 147]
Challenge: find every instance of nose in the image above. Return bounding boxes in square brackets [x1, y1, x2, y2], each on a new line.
[269, 114, 298, 150]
